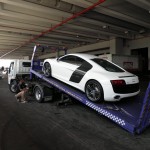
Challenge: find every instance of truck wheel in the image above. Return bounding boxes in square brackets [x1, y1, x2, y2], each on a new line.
[9, 80, 19, 93]
[34, 86, 44, 103]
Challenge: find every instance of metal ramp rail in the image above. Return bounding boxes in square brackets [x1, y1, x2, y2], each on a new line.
[30, 69, 150, 134]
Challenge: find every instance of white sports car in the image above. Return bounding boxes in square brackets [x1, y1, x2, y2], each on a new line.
[43, 53, 140, 102]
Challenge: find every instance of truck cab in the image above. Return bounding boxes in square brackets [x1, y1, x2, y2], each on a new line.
[8, 59, 31, 93]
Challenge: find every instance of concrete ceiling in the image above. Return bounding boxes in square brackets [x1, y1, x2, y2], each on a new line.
[0, 0, 150, 59]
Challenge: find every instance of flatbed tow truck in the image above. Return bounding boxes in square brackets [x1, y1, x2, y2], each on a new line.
[30, 45, 150, 134]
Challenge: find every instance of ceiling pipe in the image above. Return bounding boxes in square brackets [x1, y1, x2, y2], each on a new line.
[27, 0, 106, 43]
[0, 0, 106, 58]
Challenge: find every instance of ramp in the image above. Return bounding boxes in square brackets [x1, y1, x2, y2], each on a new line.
[30, 69, 150, 134]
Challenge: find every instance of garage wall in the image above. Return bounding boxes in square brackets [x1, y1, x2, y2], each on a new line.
[39, 36, 150, 71]
[38, 38, 128, 60]
[122, 37, 150, 55]
[122, 36, 150, 70]
[39, 40, 110, 59]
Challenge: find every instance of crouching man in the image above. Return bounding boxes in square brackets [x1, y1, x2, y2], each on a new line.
[15, 79, 29, 103]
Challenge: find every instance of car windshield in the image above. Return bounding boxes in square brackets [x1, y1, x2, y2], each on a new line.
[91, 58, 125, 72]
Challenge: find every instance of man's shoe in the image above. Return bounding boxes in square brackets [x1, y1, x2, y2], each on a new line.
[21, 101, 27, 103]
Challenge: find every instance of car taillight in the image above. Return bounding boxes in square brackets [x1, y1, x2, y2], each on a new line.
[111, 80, 126, 86]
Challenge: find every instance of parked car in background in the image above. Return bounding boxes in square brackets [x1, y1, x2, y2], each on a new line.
[43, 53, 140, 102]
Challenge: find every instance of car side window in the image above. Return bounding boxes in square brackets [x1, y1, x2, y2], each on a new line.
[59, 56, 76, 64]
[22, 62, 31, 67]
[59, 55, 84, 66]
[92, 58, 125, 72]
[76, 57, 84, 66]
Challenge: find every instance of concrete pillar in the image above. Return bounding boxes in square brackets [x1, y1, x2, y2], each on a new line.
[110, 38, 123, 54]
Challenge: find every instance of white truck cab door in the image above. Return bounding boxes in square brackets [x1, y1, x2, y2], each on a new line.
[8, 61, 15, 84]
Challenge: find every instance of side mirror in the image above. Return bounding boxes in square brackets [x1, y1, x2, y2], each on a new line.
[8, 68, 11, 74]
[57, 58, 59, 62]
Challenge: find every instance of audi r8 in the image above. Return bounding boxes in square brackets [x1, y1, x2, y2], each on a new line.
[43, 53, 140, 102]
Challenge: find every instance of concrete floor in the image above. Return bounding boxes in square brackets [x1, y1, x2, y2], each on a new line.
[0, 77, 150, 150]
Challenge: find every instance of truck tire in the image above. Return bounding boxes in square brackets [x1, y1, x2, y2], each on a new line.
[9, 80, 19, 93]
[34, 85, 44, 103]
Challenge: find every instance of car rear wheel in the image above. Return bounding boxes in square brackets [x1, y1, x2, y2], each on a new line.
[85, 80, 103, 102]
[43, 62, 51, 77]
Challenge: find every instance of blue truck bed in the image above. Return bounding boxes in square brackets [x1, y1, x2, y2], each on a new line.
[30, 69, 150, 134]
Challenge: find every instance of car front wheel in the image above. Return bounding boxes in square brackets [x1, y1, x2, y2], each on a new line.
[85, 80, 103, 102]
[43, 62, 51, 77]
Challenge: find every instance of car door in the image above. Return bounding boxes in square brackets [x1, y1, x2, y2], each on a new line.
[52, 55, 79, 82]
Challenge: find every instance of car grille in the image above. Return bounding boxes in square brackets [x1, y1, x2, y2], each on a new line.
[112, 83, 140, 94]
